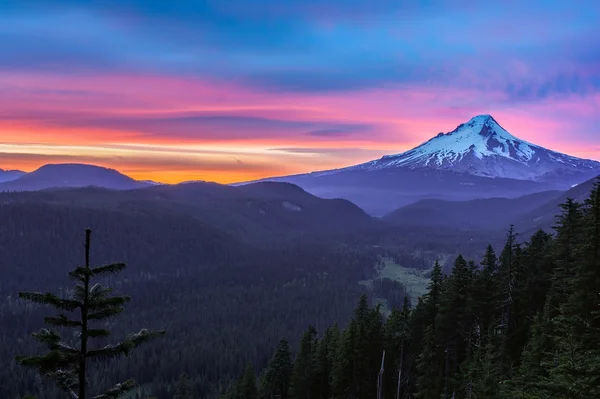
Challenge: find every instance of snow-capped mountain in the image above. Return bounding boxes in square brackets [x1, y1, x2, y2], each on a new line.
[347, 114, 600, 182]
[243, 114, 600, 215]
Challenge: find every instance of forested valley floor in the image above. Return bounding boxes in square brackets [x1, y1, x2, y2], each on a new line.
[1, 180, 599, 398]
[222, 181, 600, 399]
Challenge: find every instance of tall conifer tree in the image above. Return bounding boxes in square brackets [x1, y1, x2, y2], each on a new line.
[260, 338, 293, 399]
[16, 229, 165, 399]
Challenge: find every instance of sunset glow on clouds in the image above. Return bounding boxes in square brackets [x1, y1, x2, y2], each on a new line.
[1, 0, 599, 183]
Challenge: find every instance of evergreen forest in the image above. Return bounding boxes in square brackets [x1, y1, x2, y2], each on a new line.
[2, 180, 599, 398]
[222, 181, 600, 399]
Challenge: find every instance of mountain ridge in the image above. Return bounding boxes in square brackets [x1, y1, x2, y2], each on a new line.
[0, 163, 151, 192]
[0, 168, 26, 183]
[0, 180, 378, 247]
[240, 114, 600, 215]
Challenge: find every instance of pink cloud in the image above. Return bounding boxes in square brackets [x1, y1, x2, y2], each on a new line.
[0, 71, 598, 183]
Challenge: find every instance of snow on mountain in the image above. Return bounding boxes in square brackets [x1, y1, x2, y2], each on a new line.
[347, 114, 600, 182]
[243, 114, 600, 215]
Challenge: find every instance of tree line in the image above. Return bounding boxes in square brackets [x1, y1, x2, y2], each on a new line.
[9, 180, 598, 398]
[0, 202, 382, 398]
[222, 180, 600, 399]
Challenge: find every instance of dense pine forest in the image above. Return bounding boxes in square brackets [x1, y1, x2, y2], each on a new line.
[0, 183, 495, 399]
[222, 180, 600, 399]
[2, 179, 598, 398]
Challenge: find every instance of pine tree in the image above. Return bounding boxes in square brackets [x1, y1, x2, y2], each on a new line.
[572, 180, 600, 352]
[425, 261, 443, 328]
[547, 198, 584, 316]
[496, 225, 520, 378]
[508, 311, 552, 398]
[413, 261, 445, 399]
[545, 184, 600, 398]
[435, 255, 475, 398]
[414, 325, 442, 399]
[260, 338, 293, 399]
[466, 335, 502, 399]
[241, 366, 259, 399]
[16, 229, 165, 399]
[476, 245, 499, 345]
[384, 296, 411, 399]
[313, 327, 338, 399]
[173, 373, 192, 399]
[332, 321, 356, 399]
[289, 325, 317, 399]
[356, 297, 385, 399]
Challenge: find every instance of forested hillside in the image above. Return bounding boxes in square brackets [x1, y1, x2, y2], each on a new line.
[0, 183, 470, 399]
[4, 179, 591, 398]
[223, 179, 600, 399]
[0, 202, 378, 398]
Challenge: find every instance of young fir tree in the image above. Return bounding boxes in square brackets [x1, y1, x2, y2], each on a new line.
[16, 229, 165, 399]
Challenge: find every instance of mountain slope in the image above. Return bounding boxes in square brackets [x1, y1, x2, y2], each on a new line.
[383, 190, 564, 231]
[351, 115, 600, 182]
[245, 115, 600, 215]
[0, 168, 25, 183]
[0, 181, 378, 246]
[0, 163, 151, 191]
[517, 175, 600, 234]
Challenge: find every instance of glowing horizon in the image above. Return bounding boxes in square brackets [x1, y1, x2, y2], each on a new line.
[1, 1, 599, 183]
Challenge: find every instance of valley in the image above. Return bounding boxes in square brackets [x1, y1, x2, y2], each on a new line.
[2, 0, 600, 396]
[360, 257, 431, 311]
[0, 115, 598, 399]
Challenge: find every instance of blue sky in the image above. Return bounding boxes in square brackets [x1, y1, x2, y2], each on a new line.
[0, 0, 599, 182]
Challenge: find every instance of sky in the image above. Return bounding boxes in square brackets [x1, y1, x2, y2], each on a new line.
[1, 0, 599, 183]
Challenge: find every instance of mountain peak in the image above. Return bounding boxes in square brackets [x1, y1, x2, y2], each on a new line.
[469, 113, 494, 122]
[0, 162, 151, 192]
[349, 115, 600, 181]
[445, 114, 512, 140]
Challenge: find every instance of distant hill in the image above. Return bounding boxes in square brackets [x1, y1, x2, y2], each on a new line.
[517, 175, 600, 234]
[0, 168, 25, 183]
[382, 190, 564, 231]
[0, 180, 378, 247]
[0, 163, 151, 191]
